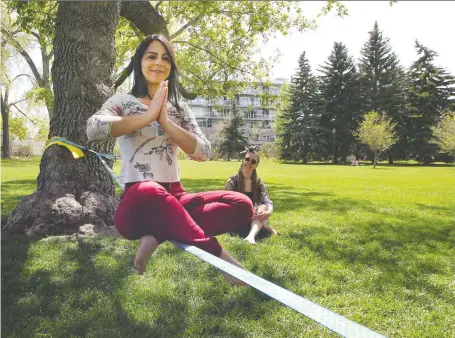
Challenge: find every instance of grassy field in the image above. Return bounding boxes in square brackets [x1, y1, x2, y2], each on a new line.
[2, 157, 454, 337]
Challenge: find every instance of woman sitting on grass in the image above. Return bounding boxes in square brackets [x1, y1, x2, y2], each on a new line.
[225, 147, 279, 244]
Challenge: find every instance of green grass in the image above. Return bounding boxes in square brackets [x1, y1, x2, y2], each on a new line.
[2, 157, 455, 337]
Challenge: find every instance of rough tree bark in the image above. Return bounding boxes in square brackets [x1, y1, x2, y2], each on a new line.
[1, 93, 11, 158]
[5, 2, 121, 235]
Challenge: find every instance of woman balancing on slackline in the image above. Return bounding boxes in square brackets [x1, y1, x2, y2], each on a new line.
[87, 34, 253, 286]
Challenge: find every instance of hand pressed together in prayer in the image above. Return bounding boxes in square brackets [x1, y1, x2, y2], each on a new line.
[157, 81, 170, 127]
[145, 80, 168, 123]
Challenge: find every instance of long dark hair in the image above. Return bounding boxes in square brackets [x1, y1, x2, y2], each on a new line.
[238, 147, 261, 205]
[130, 34, 181, 111]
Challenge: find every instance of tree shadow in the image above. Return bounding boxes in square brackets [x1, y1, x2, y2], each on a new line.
[1, 235, 192, 337]
[3, 234, 285, 337]
[284, 213, 454, 302]
[181, 178, 334, 214]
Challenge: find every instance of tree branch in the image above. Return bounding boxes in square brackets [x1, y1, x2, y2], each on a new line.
[30, 31, 40, 41]
[172, 40, 263, 84]
[180, 68, 205, 84]
[11, 103, 37, 124]
[120, 1, 169, 37]
[155, 0, 164, 11]
[11, 73, 36, 86]
[9, 97, 28, 107]
[128, 21, 143, 39]
[114, 58, 134, 89]
[1, 28, 43, 85]
[177, 81, 197, 100]
[170, 13, 204, 40]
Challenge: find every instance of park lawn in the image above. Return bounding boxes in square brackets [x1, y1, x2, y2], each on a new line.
[1, 157, 454, 337]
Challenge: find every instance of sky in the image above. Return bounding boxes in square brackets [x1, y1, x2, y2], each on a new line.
[8, 1, 455, 105]
[259, 1, 455, 81]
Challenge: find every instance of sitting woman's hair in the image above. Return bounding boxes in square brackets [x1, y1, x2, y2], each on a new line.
[237, 146, 261, 205]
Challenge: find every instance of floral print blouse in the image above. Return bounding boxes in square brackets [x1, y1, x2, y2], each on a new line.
[86, 93, 211, 184]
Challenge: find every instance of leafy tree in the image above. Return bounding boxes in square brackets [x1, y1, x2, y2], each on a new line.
[1, 7, 31, 157]
[358, 21, 407, 162]
[9, 116, 28, 141]
[2, 2, 54, 120]
[432, 111, 455, 161]
[34, 118, 49, 141]
[354, 111, 398, 168]
[406, 41, 455, 164]
[318, 42, 361, 163]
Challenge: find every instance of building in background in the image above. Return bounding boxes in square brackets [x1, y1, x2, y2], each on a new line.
[187, 78, 289, 149]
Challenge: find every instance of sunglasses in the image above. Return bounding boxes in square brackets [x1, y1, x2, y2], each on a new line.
[244, 157, 257, 165]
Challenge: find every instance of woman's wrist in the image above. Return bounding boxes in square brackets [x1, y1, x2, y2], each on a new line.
[160, 118, 173, 131]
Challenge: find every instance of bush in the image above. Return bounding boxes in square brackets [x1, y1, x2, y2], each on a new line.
[258, 142, 277, 161]
[12, 144, 33, 157]
[346, 155, 356, 163]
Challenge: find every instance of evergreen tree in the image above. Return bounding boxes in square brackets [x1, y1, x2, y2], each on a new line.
[406, 41, 455, 164]
[277, 51, 319, 162]
[358, 21, 408, 162]
[318, 42, 361, 163]
[217, 97, 248, 160]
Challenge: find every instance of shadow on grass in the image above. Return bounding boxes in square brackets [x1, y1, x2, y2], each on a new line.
[2, 236, 154, 337]
[181, 178, 334, 214]
[285, 213, 454, 301]
[275, 161, 455, 168]
[2, 235, 282, 337]
[1, 235, 194, 337]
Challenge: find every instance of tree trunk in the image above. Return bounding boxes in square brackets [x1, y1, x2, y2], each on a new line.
[5, 2, 121, 235]
[373, 150, 377, 168]
[423, 155, 431, 165]
[388, 150, 394, 164]
[1, 97, 11, 159]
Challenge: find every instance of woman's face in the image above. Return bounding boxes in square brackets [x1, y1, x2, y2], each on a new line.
[242, 152, 259, 174]
[141, 40, 172, 87]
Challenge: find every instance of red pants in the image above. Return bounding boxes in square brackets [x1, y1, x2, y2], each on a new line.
[115, 181, 254, 257]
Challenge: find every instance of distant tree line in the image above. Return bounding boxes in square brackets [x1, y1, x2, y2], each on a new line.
[276, 22, 455, 164]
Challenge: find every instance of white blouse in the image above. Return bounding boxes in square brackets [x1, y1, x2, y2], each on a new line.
[87, 93, 210, 184]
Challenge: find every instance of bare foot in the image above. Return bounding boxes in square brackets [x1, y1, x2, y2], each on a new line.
[245, 237, 256, 245]
[222, 271, 248, 286]
[134, 235, 159, 275]
[219, 248, 248, 286]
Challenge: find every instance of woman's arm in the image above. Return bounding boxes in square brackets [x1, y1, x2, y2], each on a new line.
[251, 180, 273, 221]
[225, 175, 239, 191]
[258, 180, 273, 213]
[86, 81, 167, 141]
[160, 119, 198, 155]
[111, 82, 168, 138]
[160, 99, 211, 161]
